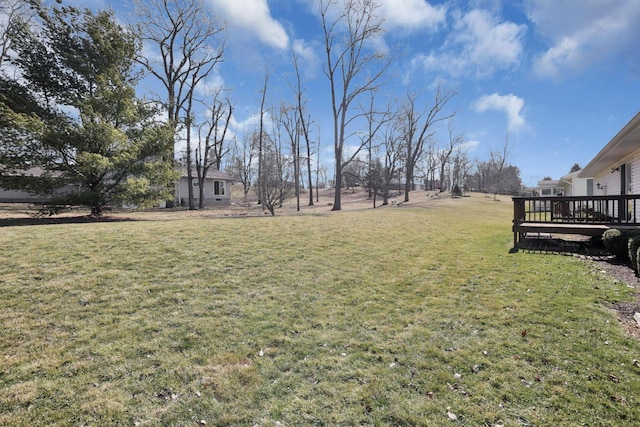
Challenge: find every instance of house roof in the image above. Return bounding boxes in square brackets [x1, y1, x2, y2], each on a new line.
[179, 168, 234, 181]
[559, 170, 581, 185]
[3, 167, 60, 177]
[578, 111, 640, 178]
[207, 170, 235, 181]
[537, 179, 560, 188]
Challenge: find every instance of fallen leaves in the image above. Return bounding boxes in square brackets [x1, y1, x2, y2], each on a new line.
[446, 406, 457, 421]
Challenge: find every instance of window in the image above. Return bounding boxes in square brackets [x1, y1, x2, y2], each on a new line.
[587, 178, 593, 196]
[541, 188, 551, 196]
[214, 181, 225, 196]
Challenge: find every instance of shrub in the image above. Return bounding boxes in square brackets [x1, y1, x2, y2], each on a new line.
[451, 184, 462, 198]
[602, 229, 630, 260]
[629, 236, 640, 271]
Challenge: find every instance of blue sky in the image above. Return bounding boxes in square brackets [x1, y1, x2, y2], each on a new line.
[70, 0, 639, 187]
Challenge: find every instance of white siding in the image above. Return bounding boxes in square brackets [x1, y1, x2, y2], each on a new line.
[595, 171, 618, 196]
[594, 171, 617, 218]
[632, 156, 640, 195]
[631, 157, 640, 222]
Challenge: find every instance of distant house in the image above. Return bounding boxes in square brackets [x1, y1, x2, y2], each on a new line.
[175, 169, 234, 207]
[535, 173, 593, 197]
[0, 167, 71, 203]
[558, 171, 594, 197]
[1, 166, 235, 208]
[578, 111, 640, 197]
[535, 178, 562, 196]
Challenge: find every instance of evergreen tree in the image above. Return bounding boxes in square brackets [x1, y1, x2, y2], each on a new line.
[0, 4, 176, 216]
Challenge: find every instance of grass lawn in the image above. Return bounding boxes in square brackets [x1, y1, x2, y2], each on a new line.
[1, 194, 639, 426]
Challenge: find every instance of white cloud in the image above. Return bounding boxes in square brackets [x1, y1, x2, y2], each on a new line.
[293, 39, 321, 79]
[195, 72, 225, 97]
[230, 113, 260, 134]
[473, 93, 525, 131]
[64, 0, 107, 9]
[209, 0, 289, 50]
[526, 0, 640, 78]
[379, 0, 446, 31]
[462, 139, 481, 151]
[416, 9, 525, 78]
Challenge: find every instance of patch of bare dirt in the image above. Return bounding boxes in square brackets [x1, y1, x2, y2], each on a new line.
[593, 259, 640, 340]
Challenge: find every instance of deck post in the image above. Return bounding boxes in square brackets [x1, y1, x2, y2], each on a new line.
[512, 197, 525, 250]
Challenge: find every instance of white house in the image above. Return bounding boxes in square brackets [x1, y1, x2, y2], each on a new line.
[0, 167, 71, 203]
[578, 111, 640, 220]
[578, 111, 640, 196]
[536, 178, 563, 196]
[175, 169, 234, 207]
[558, 170, 593, 197]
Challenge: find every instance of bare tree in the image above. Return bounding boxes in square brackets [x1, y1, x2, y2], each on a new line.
[490, 133, 514, 200]
[290, 48, 315, 206]
[450, 145, 472, 194]
[362, 93, 392, 198]
[342, 158, 367, 191]
[398, 86, 455, 202]
[418, 137, 438, 191]
[256, 123, 293, 216]
[194, 88, 232, 209]
[319, 0, 388, 210]
[380, 118, 404, 205]
[256, 68, 270, 206]
[278, 103, 301, 211]
[438, 123, 464, 191]
[134, 0, 225, 207]
[228, 134, 255, 199]
[0, 0, 37, 71]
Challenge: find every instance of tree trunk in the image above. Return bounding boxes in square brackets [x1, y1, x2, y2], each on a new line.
[198, 175, 205, 209]
[404, 162, 413, 203]
[307, 144, 314, 206]
[333, 157, 342, 210]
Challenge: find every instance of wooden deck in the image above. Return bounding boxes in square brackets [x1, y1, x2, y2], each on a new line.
[512, 195, 640, 250]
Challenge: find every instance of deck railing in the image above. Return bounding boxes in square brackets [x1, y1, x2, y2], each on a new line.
[513, 195, 640, 226]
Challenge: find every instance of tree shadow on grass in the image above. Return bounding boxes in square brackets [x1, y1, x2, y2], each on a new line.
[0, 216, 138, 227]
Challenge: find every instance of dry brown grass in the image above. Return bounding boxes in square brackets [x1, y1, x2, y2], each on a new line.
[0, 187, 463, 223]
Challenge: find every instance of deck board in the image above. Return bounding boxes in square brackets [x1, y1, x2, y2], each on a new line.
[512, 223, 640, 250]
[514, 222, 639, 236]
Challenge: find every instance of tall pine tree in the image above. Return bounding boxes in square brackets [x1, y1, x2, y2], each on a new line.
[0, 4, 177, 216]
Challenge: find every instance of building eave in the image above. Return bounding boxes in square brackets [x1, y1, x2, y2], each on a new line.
[578, 111, 640, 178]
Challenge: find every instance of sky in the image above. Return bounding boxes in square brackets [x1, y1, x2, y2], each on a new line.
[60, 0, 640, 187]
